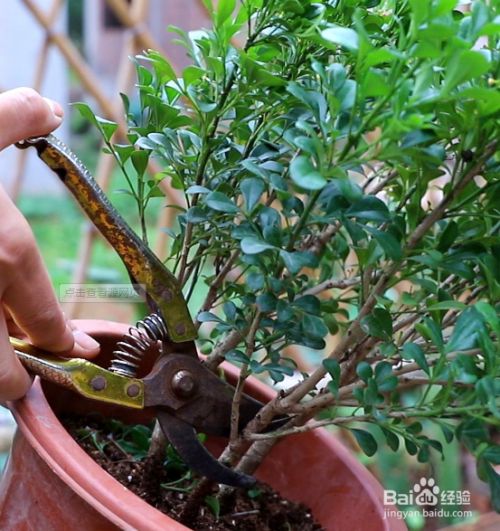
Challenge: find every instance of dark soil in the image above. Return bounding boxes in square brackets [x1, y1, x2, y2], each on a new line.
[62, 414, 323, 531]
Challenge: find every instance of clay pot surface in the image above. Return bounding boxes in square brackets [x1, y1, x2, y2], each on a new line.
[0, 319, 405, 531]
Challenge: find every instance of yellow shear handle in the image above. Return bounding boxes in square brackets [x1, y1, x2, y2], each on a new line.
[11, 337, 144, 409]
[16, 135, 196, 343]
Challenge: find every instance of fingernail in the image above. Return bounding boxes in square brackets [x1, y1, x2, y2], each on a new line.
[43, 97, 64, 119]
[72, 329, 100, 351]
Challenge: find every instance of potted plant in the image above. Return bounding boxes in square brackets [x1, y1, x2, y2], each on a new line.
[2, 0, 500, 529]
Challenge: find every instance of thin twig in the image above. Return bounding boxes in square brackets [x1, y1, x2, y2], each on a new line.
[302, 276, 360, 296]
[230, 312, 261, 444]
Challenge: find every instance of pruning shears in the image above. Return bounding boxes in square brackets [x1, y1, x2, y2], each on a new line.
[12, 134, 282, 487]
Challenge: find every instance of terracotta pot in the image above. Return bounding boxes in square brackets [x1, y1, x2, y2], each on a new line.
[0, 320, 405, 531]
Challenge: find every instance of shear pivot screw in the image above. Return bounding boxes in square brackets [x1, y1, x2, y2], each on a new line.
[171, 370, 196, 398]
[90, 376, 107, 391]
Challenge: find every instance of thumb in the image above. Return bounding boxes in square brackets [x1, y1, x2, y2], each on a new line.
[0, 88, 63, 150]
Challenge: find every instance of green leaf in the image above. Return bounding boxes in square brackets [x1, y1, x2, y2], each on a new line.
[323, 359, 340, 396]
[475, 301, 500, 336]
[113, 144, 135, 165]
[321, 26, 359, 52]
[205, 495, 221, 520]
[446, 307, 485, 353]
[370, 228, 402, 260]
[256, 293, 277, 312]
[280, 250, 317, 274]
[439, 423, 454, 444]
[131, 150, 149, 179]
[476, 376, 500, 417]
[290, 156, 326, 191]
[140, 50, 177, 83]
[347, 196, 390, 222]
[246, 271, 265, 290]
[225, 350, 250, 364]
[484, 462, 500, 512]
[361, 308, 393, 340]
[216, 0, 235, 25]
[183, 66, 204, 86]
[457, 418, 488, 447]
[356, 361, 373, 382]
[197, 311, 223, 323]
[402, 343, 430, 375]
[241, 178, 265, 211]
[185, 185, 210, 195]
[419, 317, 444, 350]
[482, 446, 500, 465]
[442, 50, 490, 94]
[381, 428, 400, 452]
[185, 206, 208, 224]
[427, 301, 467, 312]
[294, 295, 321, 315]
[241, 237, 275, 255]
[408, 0, 428, 24]
[374, 361, 398, 392]
[95, 116, 118, 142]
[351, 429, 377, 456]
[302, 314, 329, 339]
[72, 102, 99, 128]
[205, 192, 239, 213]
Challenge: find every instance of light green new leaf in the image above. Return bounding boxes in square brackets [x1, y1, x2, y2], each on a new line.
[321, 26, 359, 52]
[95, 116, 118, 142]
[216, 0, 235, 25]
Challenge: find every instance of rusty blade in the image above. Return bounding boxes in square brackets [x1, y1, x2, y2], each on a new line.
[156, 410, 256, 488]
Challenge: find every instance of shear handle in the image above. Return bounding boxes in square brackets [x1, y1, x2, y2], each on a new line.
[16, 135, 196, 343]
[11, 337, 144, 409]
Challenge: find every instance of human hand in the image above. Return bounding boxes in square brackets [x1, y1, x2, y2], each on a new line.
[0, 88, 100, 401]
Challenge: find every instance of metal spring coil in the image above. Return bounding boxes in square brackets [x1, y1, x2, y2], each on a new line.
[110, 313, 169, 377]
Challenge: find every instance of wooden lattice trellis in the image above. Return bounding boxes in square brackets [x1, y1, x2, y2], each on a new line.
[10, 0, 191, 318]
[7, 0, 310, 370]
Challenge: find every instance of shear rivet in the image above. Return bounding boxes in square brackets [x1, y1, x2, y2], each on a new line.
[126, 383, 141, 397]
[175, 323, 186, 336]
[171, 370, 196, 398]
[90, 376, 107, 391]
